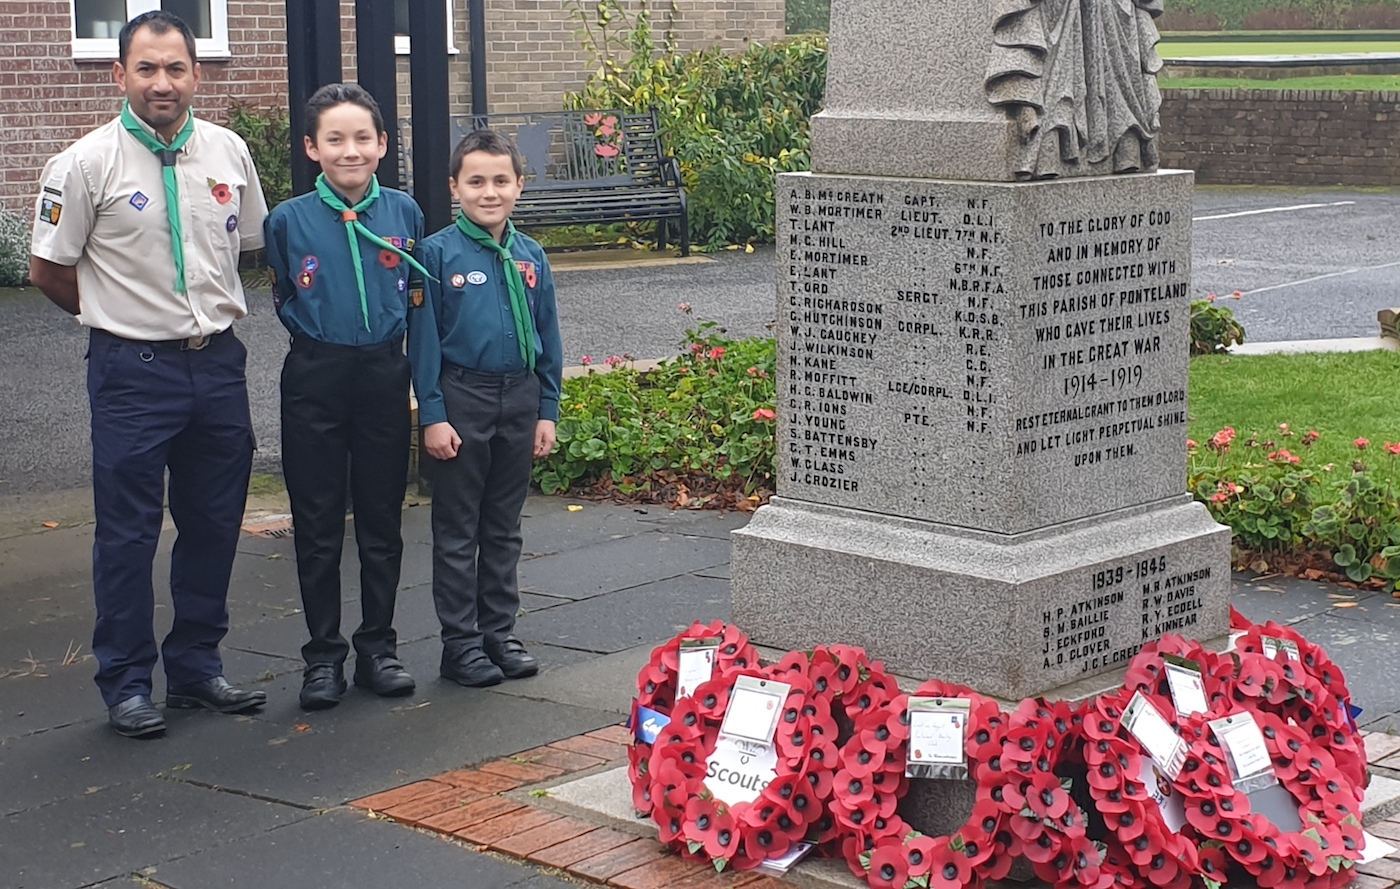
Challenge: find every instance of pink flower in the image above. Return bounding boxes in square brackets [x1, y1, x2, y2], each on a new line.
[1206, 293, 1217, 302]
[1212, 492, 1229, 504]
[753, 408, 776, 421]
[677, 302, 692, 313]
[1187, 439, 1198, 449]
[747, 366, 760, 376]
[1279, 423, 1290, 434]
[708, 347, 726, 360]
[1232, 290, 1244, 298]
[1302, 430, 1320, 446]
[605, 355, 624, 368]
[580, 355, 593, 366]
[1386, 442, 1400, 456]
[1355, 438, 1370, 450]
[690, 342, 705, 354]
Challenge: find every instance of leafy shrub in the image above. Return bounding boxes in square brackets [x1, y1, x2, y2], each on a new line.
[0, 202, 31, 287]
[1158, 9, 1224, 29]
[1190, 296, 1246, 355]
[1241, 8, 1317, 28]
[1192, 428, 1400, 587]
[227, 102, 293, 209]
[785, 0, 830, 33]
[1162, 0, 1400, 29]
[566, 0, 826, 248]
[534, 311, 777, 503]
[1343, 4, 1400, 26]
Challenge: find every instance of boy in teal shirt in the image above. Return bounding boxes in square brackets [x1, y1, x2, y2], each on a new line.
[408, 130, 563, 686]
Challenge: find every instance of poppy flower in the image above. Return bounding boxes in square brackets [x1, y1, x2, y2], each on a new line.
[1023, 770, 1072, 821]
[867, 843, 911, 889]
[902, 834, 938, 877]
[701, 805, 738, 862]
[925, 838, 973, 889]
[210, 182, 232, 203]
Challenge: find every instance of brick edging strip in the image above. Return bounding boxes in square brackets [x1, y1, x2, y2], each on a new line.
[351, 725, 1400, 889]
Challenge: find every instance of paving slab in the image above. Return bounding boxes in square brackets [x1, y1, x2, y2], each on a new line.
[1367, 775, 1400, 824]
[518, 532, 731, 601]
[1281, 612, 1400, 721]
[514, 575, 731, 654]
[1230, 573, 1361, 626]
[490, 644, 656, 715]
[143, 807, 577, 889]
[1, 777, 310, 889]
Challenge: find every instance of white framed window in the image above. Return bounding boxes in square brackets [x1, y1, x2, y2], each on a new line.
[71, 0, 230, 62]
[393, 0, 459, 55]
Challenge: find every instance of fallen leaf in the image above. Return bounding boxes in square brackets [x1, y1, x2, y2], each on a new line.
[566, 505, 583, 512]
[40, 521, 58, 529]
[294, 723, 311, 732]
[1335, 602, 1359, 608]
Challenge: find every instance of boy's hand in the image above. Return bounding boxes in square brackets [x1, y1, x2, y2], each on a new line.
[533, 420, 557, 458]
[424, 422, 462, 460]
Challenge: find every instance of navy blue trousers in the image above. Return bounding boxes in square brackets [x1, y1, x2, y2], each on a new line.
[87, 328, 254, 708]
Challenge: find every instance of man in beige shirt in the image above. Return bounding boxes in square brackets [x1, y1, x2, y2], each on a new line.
[29, 10, 271, 738]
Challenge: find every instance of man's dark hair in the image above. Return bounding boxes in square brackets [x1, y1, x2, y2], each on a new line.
[304, 83, 386, 140]
[118, 11, 198, 66]
[450, 129, 525, 179]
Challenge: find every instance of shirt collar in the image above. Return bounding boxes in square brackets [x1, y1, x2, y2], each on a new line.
[124, 108, 196, 151]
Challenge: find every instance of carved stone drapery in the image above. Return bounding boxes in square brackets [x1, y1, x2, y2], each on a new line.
[986, 0, 1164, 179]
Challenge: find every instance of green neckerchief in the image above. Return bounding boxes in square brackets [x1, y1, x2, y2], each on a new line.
[120, 101, 194, 294]
[454, 212, 535, 371]
[314, 173, 436, 331]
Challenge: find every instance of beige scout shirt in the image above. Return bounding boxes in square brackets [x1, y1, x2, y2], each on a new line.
[30, 113, 269, 341]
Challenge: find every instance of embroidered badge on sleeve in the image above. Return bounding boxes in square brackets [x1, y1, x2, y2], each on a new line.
[38, 198, 62, 225]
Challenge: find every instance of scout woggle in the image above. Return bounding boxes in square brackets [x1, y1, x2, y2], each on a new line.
[314, 173, 435, 331]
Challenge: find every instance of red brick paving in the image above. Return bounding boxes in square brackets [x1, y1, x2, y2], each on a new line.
[454, 806, 562, 846]
[490, 815, 600, 858]
[349, 724, 1400, 889]
[475, 757, 568, 785]
[348, 779, 450, 812]
[527, 826, 637, 869]
[568, 837, 673, 882]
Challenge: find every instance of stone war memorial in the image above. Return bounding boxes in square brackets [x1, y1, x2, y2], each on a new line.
[731, 0, 1231, 701]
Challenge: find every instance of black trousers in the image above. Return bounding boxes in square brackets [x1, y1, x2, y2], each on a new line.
[427, 366, 538, 658]
[281, 337, 410, 667]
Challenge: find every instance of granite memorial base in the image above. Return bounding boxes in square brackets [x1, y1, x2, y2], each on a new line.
[730, 167, 1228, 700]
[732, 496, 1229, 701]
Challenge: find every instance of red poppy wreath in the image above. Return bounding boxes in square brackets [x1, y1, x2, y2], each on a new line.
[643, 664, 838, 871]
[628, 621, 760, 817]
[832, 680, 1013, 889]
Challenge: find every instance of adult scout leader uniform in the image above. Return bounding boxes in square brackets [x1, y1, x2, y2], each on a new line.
[30, 105, 269, 709]
[407, 216, 563, 665]
[263, 174, 426, 672]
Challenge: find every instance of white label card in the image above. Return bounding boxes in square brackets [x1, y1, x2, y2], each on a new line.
[1164, 657, 1209, 717]
[1261, 636, 1301, 661]
[1361, 831, 1398, 865]
[704, 737, 778, 806]
[1211, 713, 1273, 782]
[1136, 758, 1187, 832]
[757, 842, 815, 875]
[677, 638, 720, 700]
[719, 676, 790, 746]
[907, 697, 970, 771]
[1122, 691, 1186, 779]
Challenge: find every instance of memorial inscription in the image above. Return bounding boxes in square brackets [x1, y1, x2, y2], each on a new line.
[777, 174, 1193, 534]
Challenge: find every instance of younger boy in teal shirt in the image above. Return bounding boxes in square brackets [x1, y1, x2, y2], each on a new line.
[408, 130, 563, 686]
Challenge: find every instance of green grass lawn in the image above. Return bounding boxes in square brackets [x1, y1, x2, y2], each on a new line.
[1189, 350, 1400, 467]
[1159, 39, 1400, 57]
[1163, 73, 1400, 89]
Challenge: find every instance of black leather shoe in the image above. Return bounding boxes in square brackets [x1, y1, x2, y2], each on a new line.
[485, 636, 538, 679]
[441, 649, 505, 688]
[299, 663, 347, 711]
[109, 695, 166, 738]
[166, 676, 267, 713]
[353, 654, 415, 697]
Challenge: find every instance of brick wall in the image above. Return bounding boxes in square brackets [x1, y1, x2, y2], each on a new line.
[0, 0, 785, 208]
[1158, 89, 1400, 187]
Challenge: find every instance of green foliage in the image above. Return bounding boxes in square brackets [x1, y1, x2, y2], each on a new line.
[533, 315, 777, 501]
[0, 202, 31, 287]
[785, 0, 830, 33]
[226, 102, 293, 209]
[1191, 427, 1400, 586]
[1189, 297, 1246, 355]
[565, 0, 827, 248]
[1163, 0, 1400, 30]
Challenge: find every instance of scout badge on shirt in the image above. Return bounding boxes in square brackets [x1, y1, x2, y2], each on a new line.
[514, 260, 537, 288]
[409, 286, 425, 308]
[38, 198, 62, 225]
[129, 191, 150, 211]
[450, 273, 466, 289]
[466, 271, 487, 285]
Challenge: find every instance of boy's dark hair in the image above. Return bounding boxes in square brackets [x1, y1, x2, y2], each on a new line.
[304, 83, 386, 140]
[119, 10, 198, 66]
[449, 129, 524, 179]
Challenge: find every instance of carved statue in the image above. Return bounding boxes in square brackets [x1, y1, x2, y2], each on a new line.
[986, 0, 1164, 179]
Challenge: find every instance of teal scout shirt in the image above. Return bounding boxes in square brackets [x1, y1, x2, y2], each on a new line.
[263, 186, 425, 345]
[407, 224, 563, 426]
